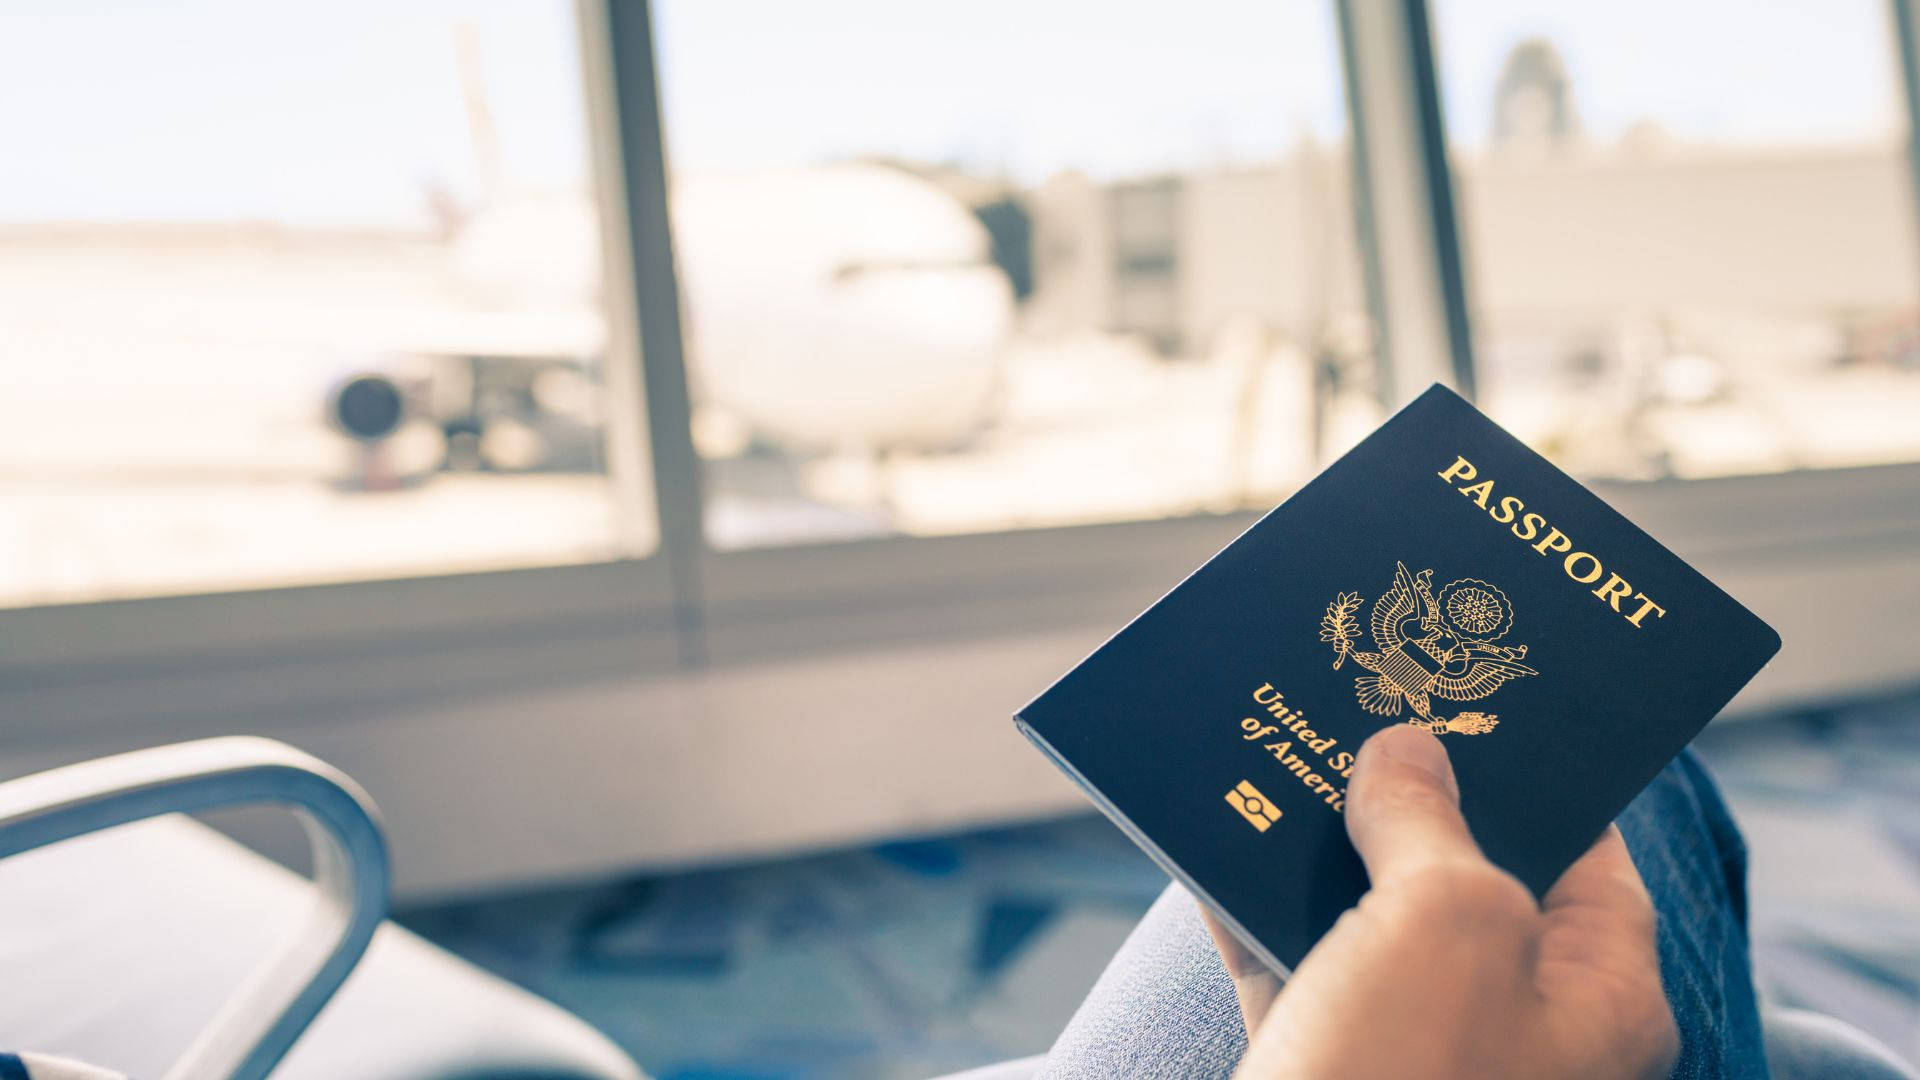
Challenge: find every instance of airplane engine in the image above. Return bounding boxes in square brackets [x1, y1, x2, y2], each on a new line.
[327, 372, 407, 442]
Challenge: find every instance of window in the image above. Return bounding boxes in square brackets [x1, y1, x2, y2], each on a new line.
[4, 0, 1915, 899]
[0, 0, 654, 609]
[652, 0, 1380, 549]
[1430, 0, 1920, 479]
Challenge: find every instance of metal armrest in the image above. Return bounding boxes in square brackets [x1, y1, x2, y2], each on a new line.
[0, 737, 388, 1080]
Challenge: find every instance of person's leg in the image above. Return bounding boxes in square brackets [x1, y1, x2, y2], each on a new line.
[1616, 750, 1767, 1080]
[1032, 880, 1245, 1080]
[1033, 749, 1768, 1079]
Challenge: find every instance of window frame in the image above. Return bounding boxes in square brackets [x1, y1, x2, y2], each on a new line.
[0, 0, 1908, 668]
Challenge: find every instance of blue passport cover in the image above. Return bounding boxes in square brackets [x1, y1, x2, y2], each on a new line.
[1014, 384, 1780, 975]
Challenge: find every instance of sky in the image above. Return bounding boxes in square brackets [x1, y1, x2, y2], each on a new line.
[0, 0, 1905, 228]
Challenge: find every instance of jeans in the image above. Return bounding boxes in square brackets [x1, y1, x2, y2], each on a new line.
[1033, 749, 1768, 1079]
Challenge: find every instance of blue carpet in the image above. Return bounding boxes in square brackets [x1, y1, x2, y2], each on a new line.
[1694, 690, 1920, 1068]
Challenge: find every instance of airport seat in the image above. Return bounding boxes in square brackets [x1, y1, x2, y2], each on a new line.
[0, 738, 642, 1080]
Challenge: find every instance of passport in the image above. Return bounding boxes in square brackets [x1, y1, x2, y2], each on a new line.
[1014, 384, 1780, 976]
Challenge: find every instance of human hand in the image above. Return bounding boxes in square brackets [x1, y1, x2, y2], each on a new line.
[1203, 724, 1678, 1080]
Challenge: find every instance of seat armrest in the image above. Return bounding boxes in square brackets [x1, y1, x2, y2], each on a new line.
[0, 737, 388, 1080]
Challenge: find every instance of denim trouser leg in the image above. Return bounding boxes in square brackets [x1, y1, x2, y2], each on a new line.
[1034, 749, 1769, 1080]
[1619, 751, 1768, 1080]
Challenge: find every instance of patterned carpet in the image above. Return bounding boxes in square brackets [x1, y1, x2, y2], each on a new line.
[400, 687, 1920, 1080]
[1702, 691, 1920, 1068]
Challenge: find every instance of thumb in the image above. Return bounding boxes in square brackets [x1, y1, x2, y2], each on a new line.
[1344, 724, 1485, 886]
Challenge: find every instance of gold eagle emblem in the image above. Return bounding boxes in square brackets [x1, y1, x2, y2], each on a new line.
[1319, 561, 1536, 736]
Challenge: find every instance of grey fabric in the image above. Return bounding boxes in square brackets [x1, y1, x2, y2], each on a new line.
[1032, 883, 1244, 1080]
[0, 814, 642, 1080]
[1764, 1007, 1919, 1080]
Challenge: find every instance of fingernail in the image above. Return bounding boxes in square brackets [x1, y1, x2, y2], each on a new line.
[1372, 724, 1458, 799]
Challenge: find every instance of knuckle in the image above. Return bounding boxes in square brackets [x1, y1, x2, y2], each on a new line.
[1627, 892, 1661, 940]
[1330, 905, 1368, 932]
[1598, 963, 1677, 1071]
[1325, 906, 1373, 942]
[1623, 907, 1661, 957]
[1396, 860, 1538, 932]
[1365, 776, 1459, 820]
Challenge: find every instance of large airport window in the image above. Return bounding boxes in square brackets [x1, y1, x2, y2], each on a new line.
[652, 0, 1379, 549]
[0, 0, 652, 608]
[1429, 0, 1920, 479]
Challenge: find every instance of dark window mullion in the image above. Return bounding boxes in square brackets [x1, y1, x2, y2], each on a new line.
[599, 0, 708, 664]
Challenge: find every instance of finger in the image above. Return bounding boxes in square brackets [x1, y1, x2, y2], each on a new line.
[1538, 826, 1672, 1068]
[1542, 825, 1658, 949]
[1198, 904, 1282, 1030]
[1344, 724, 1483, 886]
[1544, 825, 1649, 915]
